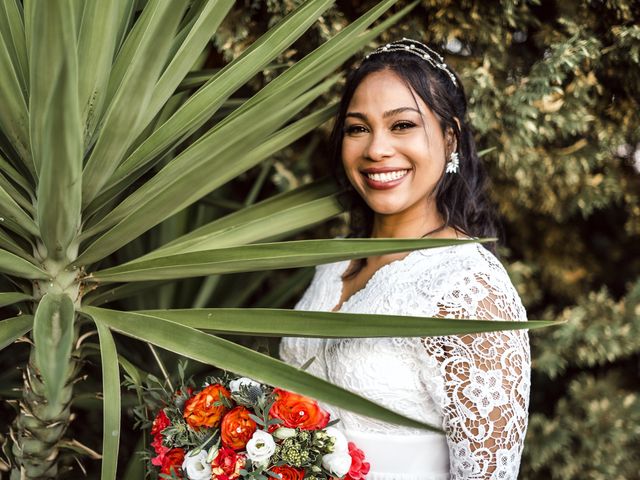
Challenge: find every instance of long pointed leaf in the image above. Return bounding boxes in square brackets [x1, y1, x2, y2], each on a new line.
[83, 280, 170, 307]
[28, 0, 78, 176]
[0, 31, 29, 168]
[81, 306, 441, 432]
[33, 293, 75, 404]
[0, 314, 33, 351]
[143, 191, 342, 260]
[152, 178, 339, 256]
[222, 0, 409, 126]
[0, 228, 34, 261]
[34, 3, 83, 260]
[0, 170, 32, 213]
[94, 320, 121, 480]
[139, 0, 234, 130]
[0, 153, 32, 195]
[0, 248, 47, 279]
[89, 238, 486, 283]
[136, 308, 553, 337]
[84, 0, 336, 217]
[0, 183, 37, 238]
[0, 0, 27, 94]
[0, 291, 32, 307]
[81, 0, 188, 205]
[77, 0, 123, 145]
[76, 80, 337, 265]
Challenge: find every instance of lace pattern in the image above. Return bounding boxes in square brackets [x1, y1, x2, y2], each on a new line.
[279, 243, 530, 479]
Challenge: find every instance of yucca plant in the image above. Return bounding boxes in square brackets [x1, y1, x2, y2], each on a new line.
[0, 1, 552, 478]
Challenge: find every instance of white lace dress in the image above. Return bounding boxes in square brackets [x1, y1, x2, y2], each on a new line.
[279, 243, 530, 480]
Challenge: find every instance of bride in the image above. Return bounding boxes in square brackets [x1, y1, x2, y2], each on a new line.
[279, 39, 530, 480]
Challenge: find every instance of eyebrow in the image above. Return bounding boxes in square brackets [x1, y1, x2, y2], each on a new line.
[345, 107, 422, 121]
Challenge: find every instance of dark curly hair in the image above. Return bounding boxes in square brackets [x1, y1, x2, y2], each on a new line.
[329, 44, 499, 272]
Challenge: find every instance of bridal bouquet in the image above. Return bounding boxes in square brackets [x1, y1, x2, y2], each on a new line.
[142, 372, 370, 480]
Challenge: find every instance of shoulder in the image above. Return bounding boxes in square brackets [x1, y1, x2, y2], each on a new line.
[408, 242, 527, 321]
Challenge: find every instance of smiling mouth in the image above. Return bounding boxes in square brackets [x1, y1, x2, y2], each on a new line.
[363, 169, 410, 183]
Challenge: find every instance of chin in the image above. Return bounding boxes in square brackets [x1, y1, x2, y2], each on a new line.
[364, 200, 407, 216]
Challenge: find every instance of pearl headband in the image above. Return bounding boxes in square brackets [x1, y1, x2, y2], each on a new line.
[364, 38, 458, 88]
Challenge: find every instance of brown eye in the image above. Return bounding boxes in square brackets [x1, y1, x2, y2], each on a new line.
[392, 121, 416, 131]
[344, 125, 367, 135]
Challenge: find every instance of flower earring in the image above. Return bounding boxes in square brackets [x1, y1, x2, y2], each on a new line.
[446, 151, 459, 174]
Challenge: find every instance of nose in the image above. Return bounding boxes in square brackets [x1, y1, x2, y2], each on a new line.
[364, 131, 395, 161]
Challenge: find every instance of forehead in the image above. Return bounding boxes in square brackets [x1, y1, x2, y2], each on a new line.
[347, 69, 428, 114]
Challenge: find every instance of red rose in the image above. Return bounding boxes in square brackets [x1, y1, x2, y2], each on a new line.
[160, 447, 185, 477]
[183, 384, 231, 429]
[269, 388, 330, 430]
[346, 442, 370, 480]
[150, 409, 172, 465]
[211, 446, 246, 480]
[270, 465, 305, 480]
[151, 409, 171, 436]
[150, 434, 170, 463]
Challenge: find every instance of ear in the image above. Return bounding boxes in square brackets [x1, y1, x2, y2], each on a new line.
[444, 119, 459, 157]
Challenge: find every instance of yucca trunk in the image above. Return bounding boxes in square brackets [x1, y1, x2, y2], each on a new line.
[12, 349, 76, 479]
[11, 260, 81, 479]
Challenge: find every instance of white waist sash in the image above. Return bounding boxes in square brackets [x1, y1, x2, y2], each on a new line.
[345, 429, 450, 480]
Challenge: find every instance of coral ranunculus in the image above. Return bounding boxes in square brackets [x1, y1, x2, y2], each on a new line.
[270, 465, 305, 480]
[183, 384, 231, 429]
[269, 388, 330, 430]
[221, 406, 257, 450]
[211, 446, 246, 480]
[346, 442, 370, 480]
[160, 447, 185, 477]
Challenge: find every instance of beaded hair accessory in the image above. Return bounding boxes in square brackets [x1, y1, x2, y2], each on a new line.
[364, 38, 458, 88]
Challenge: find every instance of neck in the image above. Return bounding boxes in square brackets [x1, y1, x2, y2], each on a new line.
[370, 205, 446, 239]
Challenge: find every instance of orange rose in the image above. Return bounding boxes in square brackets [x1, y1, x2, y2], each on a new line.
[269, 388, 330, 430]
[221, 406, 257, 450]
[183, 384, 231, 429]
[271, 465, 305, 480]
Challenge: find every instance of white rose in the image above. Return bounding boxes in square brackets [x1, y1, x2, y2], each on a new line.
[245, 430, 276, 465]
[229, 377, 262, 393]
[272, 427, 297, 439]
[324, 426, 348, 453]
[321, 451, 352, 477]
[182, 449, 212, 480]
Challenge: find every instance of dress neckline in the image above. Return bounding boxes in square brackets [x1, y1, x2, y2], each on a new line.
[330, 249, 423, 312]
[329, 240, 476, 313]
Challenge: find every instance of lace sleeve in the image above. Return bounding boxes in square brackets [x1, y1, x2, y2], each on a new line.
[420, 270, 531, 480]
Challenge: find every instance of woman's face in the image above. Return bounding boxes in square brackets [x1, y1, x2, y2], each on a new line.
[341, 69, 453, 222]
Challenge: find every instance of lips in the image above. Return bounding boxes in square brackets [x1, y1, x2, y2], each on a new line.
[360, 168, 410, 190]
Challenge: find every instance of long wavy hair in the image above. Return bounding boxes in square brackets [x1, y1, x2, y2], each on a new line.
[329, 45, 499, 275]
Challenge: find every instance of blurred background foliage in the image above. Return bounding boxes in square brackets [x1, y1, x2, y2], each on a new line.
[1, 0, 638, 478]
[211, 0, 640, 478]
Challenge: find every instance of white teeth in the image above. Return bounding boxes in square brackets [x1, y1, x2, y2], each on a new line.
[365, 170, 408, 183]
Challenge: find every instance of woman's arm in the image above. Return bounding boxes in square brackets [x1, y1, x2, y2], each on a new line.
[421, 272, 531, 480]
